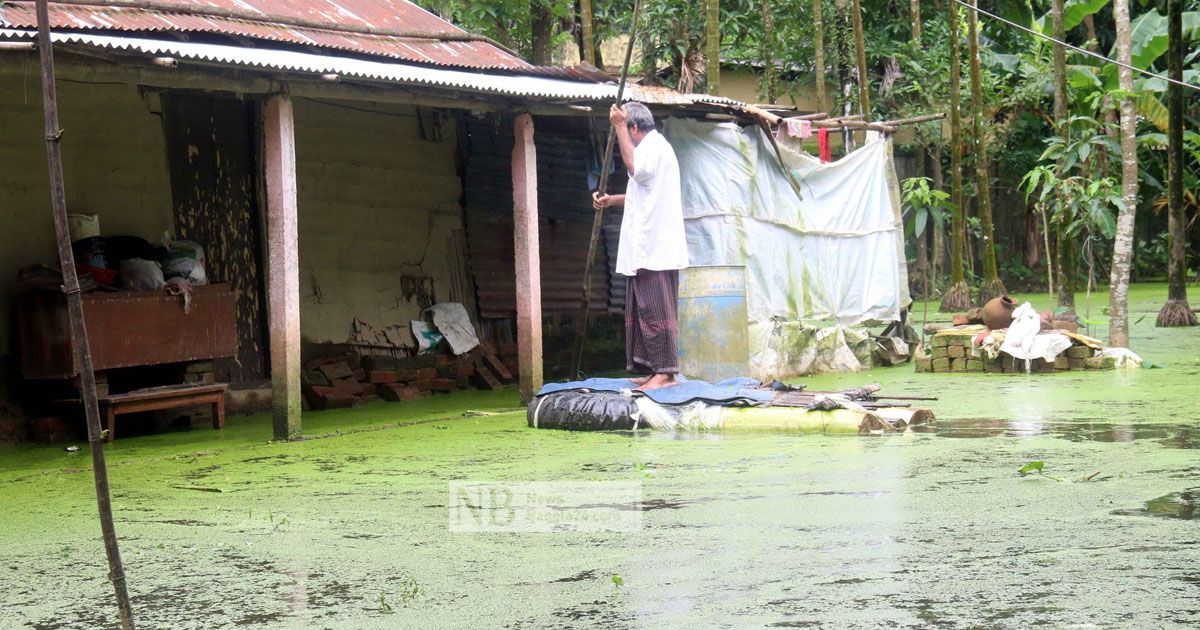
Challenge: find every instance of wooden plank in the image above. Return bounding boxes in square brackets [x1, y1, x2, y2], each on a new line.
[511, 113, 543, 402]
[102, 383, 228, 403]
[473, 361, 503, 390]
[481, 348, 514, 381]
[264, 88, 302, 441]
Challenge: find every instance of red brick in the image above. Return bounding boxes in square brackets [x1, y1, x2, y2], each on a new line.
[332, 378, 366, 397]
[317, 361, 354, 381]
[304, 385, 354, 409]
[369, 370, 400, 384]
[434, 354, 455, 367]
[414, 367, 438, 381]
[378, 384, 426, 402]
[412, 378, 456, 392]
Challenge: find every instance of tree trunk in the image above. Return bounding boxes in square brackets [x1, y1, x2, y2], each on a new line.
[968, 0, 1005, 303]
[909, 0, 930, 299]
[850, 0, 870, 118]
[910, 0, 921, 42]
[941, 0, 970, 311]
[813, 0, 828, 112]
[1051, 0, 1075, 311]
[579, 0, 597, 67]
[834, 0, 855, 148]
[1084, 14, 1117, 175]
[1156, 0, 1197, 326]
[706, 0, 721, 94]
[762, 0, 778, 104]
[1107, 0, 1139, 346]
[930, 146, 946, 285]
[531, 1, 554, 65]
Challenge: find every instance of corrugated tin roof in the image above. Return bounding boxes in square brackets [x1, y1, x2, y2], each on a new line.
[0, 0, 531, 70]
[0, 28, 745, 107]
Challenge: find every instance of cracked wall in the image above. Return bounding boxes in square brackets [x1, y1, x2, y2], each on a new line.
[294, 98, 464, 350]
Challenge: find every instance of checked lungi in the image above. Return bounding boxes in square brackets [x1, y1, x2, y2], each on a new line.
[625, 269, 680, 375]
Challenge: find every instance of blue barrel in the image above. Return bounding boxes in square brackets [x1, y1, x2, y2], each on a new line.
[677, 266, 749, 382]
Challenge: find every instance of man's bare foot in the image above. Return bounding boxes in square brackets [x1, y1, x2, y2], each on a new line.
[629, 376, 651, 386]
[635, 373, 679, 391]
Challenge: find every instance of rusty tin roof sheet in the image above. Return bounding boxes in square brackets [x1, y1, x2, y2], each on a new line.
[0, 27, 745, 108]
[0, 0, 531, 70]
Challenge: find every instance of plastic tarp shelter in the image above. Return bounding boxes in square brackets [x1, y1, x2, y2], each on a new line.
[662, 118, 910, 377]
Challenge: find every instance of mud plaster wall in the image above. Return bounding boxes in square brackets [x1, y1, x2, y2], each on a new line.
[0, 74, 174, 357]
[294, 99, 463, 349]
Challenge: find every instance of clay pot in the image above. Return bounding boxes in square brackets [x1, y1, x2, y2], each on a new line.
[982, 295, 1017, 330]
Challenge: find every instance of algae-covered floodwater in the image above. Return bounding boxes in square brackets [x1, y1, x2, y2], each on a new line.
[2, 283, 1198, 628]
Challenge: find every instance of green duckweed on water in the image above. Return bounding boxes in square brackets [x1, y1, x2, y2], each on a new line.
[1, 283, 1198, 628]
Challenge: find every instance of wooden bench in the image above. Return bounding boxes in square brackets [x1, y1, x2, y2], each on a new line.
[99, 383, 228, 442]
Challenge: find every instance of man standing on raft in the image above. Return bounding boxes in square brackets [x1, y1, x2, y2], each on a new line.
[592, 102, 689, 391]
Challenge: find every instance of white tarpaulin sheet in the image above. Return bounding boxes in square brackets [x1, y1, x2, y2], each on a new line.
[662, 118, 910, 376]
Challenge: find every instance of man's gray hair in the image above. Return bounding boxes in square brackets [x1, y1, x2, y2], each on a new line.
[622, 101, 656, 133]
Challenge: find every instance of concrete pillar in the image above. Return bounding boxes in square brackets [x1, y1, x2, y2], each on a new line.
[263, 89, 302, 440]
[511, 113, 543, 402]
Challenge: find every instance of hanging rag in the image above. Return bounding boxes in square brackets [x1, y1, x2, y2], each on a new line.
[817, 128, 832, 163]
[784, 118, 813, 139]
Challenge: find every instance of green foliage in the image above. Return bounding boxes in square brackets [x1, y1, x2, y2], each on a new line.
[902, 176, 951, 240]
[414, 0, 576, 58]
[1017, 460, 1045, 476]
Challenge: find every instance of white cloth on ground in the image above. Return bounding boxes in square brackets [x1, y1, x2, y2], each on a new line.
[999, 302, 1073, 368]
[616, 129, 689, 276]
[1098, 347, 1143, 368]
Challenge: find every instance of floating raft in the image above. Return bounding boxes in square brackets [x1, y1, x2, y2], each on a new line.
[917, 326, 1113, 373]
[528, 385, 934, 435]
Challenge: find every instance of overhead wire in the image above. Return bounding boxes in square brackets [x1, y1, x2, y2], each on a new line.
[953, 0, 1200, 93]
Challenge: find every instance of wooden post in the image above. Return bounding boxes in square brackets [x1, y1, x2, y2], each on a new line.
[512, 113, 543, 403]
[264, 89, 302, 440]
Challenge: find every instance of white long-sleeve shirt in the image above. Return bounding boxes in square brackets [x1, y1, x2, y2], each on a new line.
[615, 129, 689, 276]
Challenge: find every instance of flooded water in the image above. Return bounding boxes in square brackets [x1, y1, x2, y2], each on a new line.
[1, 284, 1197, 628]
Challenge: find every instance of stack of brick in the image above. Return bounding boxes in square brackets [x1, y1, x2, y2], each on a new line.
[302, 348, 514, 409]
[915, 328, 1115, 373]
[182, 361, 218, 386]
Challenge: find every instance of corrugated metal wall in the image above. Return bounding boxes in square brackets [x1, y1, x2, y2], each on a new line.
[463, 114, 615, 319]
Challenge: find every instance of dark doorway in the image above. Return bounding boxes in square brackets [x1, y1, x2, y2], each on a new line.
[161, 93, 268, 382]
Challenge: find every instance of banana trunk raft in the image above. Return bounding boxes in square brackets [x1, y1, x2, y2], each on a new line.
[528, 379, 934, 434]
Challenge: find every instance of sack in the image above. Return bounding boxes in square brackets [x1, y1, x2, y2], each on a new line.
[411, 321, 444, 354]
[528, 391, 640, 430]
[161, 240, 207, 285]
[119, 258, 165, 292]
[427, 302, 479, 355]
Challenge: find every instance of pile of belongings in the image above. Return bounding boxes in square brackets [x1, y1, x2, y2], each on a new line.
[925, 297, 1142, 373]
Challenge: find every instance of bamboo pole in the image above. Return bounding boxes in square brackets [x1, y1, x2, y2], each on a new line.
[33, 1, 135, 627]
[881, 112, 946, 126]
[570, 0, 643, 378]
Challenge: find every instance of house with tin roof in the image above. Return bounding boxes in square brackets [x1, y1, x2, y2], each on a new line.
[0, 0, 744, 441]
